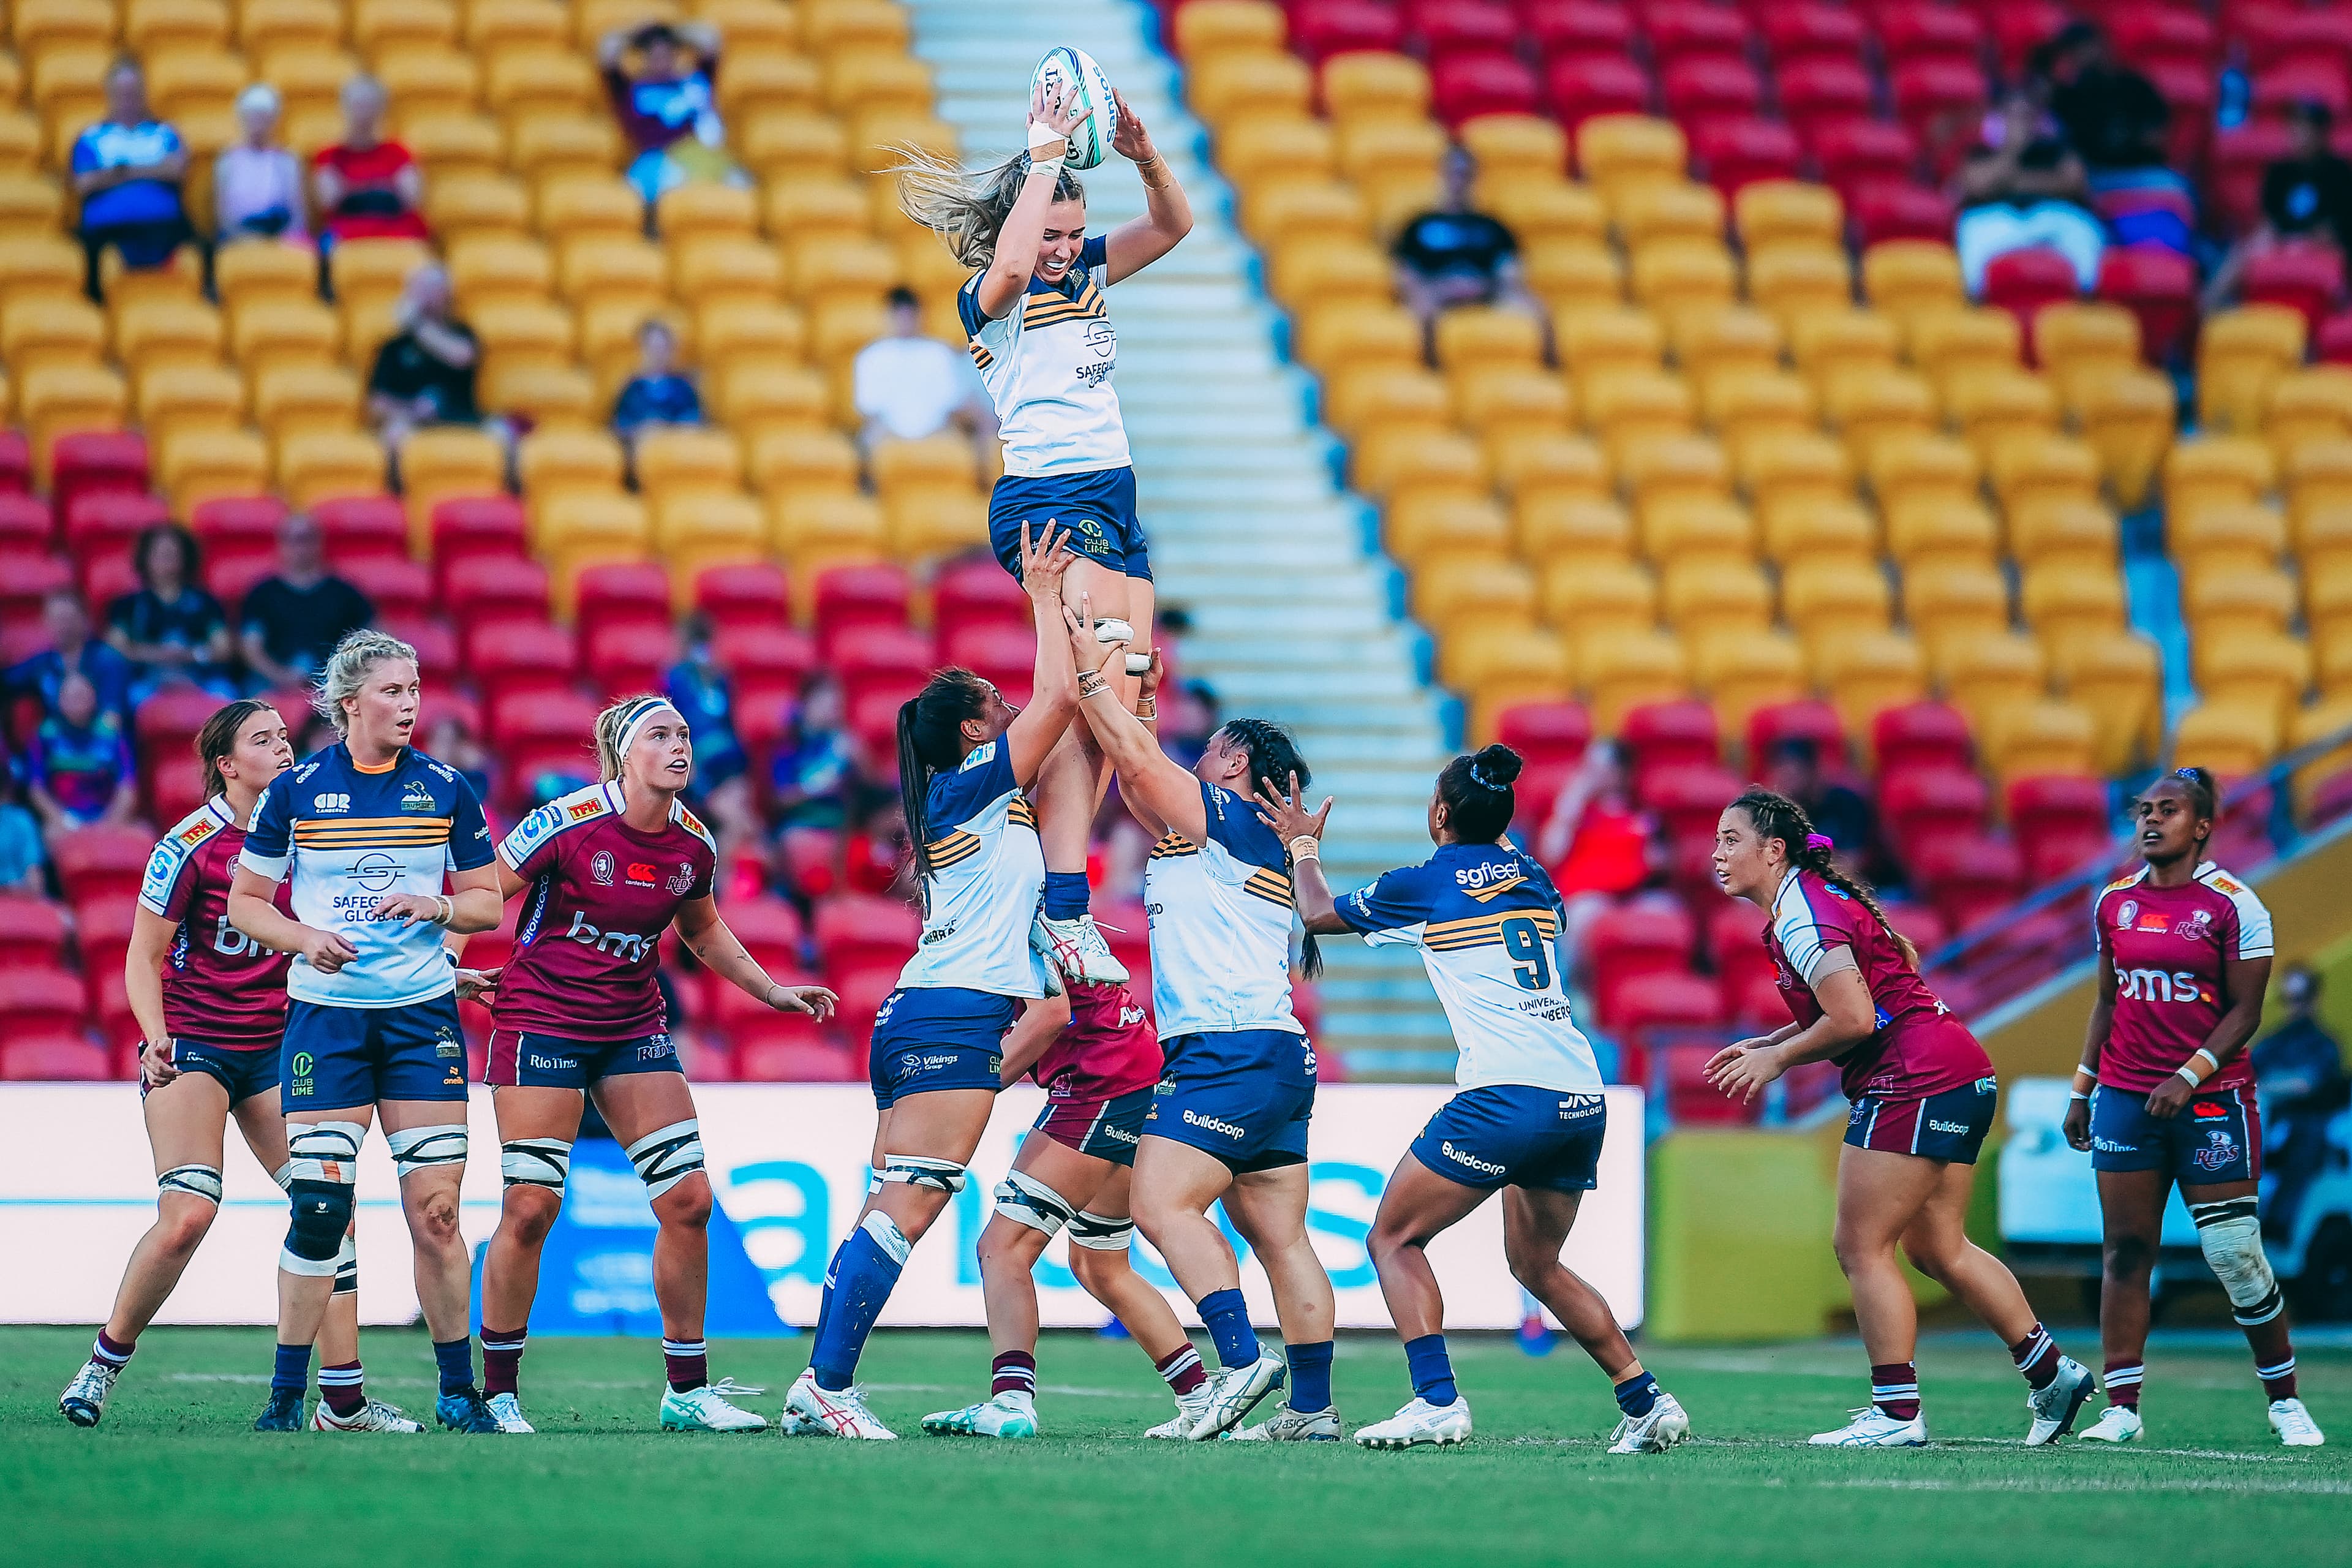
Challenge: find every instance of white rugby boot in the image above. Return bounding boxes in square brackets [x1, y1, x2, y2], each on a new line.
[2270, 1398, 2326, 1447]
[1031, 911, 1128, 986]
[2078, 1404, 2143, 1444]
[2024, 1357, 2095, 1446]
[1145, 1381, 1215, 1439]
[1354, 1395, 1473, 1450]
[1809, 1406, 1928, 1447]
[1608, 1392, 1691, 1455]
[59, 1359, 120, 1427]
[921, 1393, 1039, 1439]
[662, 1379, 768, 1433]
[486, 1393, 535, 1434]
[785, 1368, 896, 1439]
[1232, 1401, 1342, 1441]
[1189, 1352, 1286, 1441]
[311, 1398, 423, 1433]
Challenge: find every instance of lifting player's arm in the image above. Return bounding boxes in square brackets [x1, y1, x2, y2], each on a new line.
[1066, 606, 1206, 844]
[1702, 951, 1875, 1105]
[974, 80, 1091, 320]
[1102, 89, 1191, 284]
[672, 895, 839, 1018]
[1252, 775, 1349, 935]
[2065, 928, 2120, 1150]
[997, 991, 1074, 1086]
[2144, 948, 2274, 1121]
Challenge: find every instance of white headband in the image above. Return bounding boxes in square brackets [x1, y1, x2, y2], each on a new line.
[612, 698, 684, 762]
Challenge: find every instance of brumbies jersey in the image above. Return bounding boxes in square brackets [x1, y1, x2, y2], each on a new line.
[1143, 779, 1303, 1040]
[1338, 842, 1602, 1094]
[897, 739, 1047, 998]
[240, 742, 495, 1008]
[957, 233, 1130, 478]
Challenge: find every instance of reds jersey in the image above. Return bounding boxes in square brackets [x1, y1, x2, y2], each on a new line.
[2092, 861, 2273, 1095]
[1031, 979, 1161, 1104]
[1765, 868, 1989, 1101]
[491, 782, 717, 1039]
[139, 797, 294, 1047]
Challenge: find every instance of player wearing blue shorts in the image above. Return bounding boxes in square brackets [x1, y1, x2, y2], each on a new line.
[1067, 620, 1336, 1441]
[1265, 744, 1691, 1455]
[782, 527, 1083, 1441]
[226, 630, 507, 1434]
[899, 72, 1192, 989]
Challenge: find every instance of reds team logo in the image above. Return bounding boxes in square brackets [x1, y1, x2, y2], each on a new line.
[590, 851, 615, 886]
[2176, 907, 2214, 938]
[666, 862, 694, 895]
[2116, 899, 2139, 928]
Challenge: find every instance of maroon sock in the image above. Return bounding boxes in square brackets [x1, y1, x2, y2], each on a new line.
[663, 1339, 708, 1393]
[2009, 1322, 2059, 1390]
[91, 1329, 135, 1368]
[1155, 1344, 1207, 1396]
[2258, 1352, 2297, 1403]
[318, 1360, 366, 1417]
[1870, 1362, 1920, 1422]
[481, 1327, 526, 1399]
[991, 1350, 1036, 1400]
[2103, 1359, 2143, 1409]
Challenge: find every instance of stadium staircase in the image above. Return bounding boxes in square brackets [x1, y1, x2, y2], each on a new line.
[905, 0, 1460, 1075]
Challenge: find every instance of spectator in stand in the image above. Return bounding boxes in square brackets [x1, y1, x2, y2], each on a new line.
[312, 75, 427, 255]
[767, 669, 859, 832]
[843, 794, 911, 900]
[662, 612, 759, 861]
[851, 287, 996, 462]
[213, 83, 306, 248]
[24, 671, 137, 842]
[292, 709, 337, 758]
[600, 21, 741, 205]
[366, 263, 482, 465]
[2039, 23, 2194, 258]
[612, 318, 703, 451]
[105, 524, 235, 702]
[1534, 741, 1662, 979]
[2206, 100, 2352, 311]
[2253, 965, 2350, 1243]
[1390, 146, 1539, 353]
[0, 775, 47, 895]
[1953, 91, 2105, 295]
[1762, 736, 1881, 880]
[4, 588, 134, 723]
[236, 512, 374, 690]
[71, 61, 190, 301]
[423, 707, 492, 803]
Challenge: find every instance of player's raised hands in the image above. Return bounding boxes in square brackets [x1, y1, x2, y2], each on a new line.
[1109, 87, 1154, 164]
[1018, 520, 1075, 602]
[767, 982, 839, 1019]
[1702, 1039, 1786, 1104]
[1253, 771, 1333, 846]
[1062, 591, 1125, 679]
[1028, 74, 1091, 141]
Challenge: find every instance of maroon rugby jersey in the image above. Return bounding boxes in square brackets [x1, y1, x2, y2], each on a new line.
[490, 782, 717, 1039]
[1764, 868, 1989, 1101]
[138, 797, 294, 1047]
[2091, 861, 2272, 1095]
[1031, 980, 1162, 1103]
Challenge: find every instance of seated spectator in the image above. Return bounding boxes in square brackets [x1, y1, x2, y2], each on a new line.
[105, 524, 235, 701]
[4, 587, 134, 724]
[24, 671, 137, 842]
[613, 319, 703, 447]
[237, 513, 375, 690]
[0, 775, 46, 895]
[1953, 92, 2105, 295]
[662, 613, 759, 859]
[72, 60, 190, 301]
[601, 21, 742, 205]
[1762, 737, 1886, 885]
[852, 287, 995, 462]
[214, 83, 306, 247]
[2206, 100, 2352, 311]
[2254, 965, 2351, 1241]
[2041, 23, 2193, 255]
[423, 708, 492, 802]
[1390, 146, 1539, 348]
[368, 263, 481, 459]
[768, 670, 859, 831]
[312, 75, 427, 252]
[1534, 741, 1660, 978]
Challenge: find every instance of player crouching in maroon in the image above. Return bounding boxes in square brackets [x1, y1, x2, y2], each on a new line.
[1709, 788, 2091, 1448]
[460, 696, 837, 1435]
[2066, 767, 2324, 1447]
[922, 978, 1216, 1440]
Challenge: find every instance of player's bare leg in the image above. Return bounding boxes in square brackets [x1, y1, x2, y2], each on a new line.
[1507, 1185, 1688, 1453]
[1815, 1145, 1942, 1446]
[1351, 1152, 1488, 1449]
[1132, 1134, 1284, 1437]
[477, 1085, 586, 1432]
[2182, 1176, 2321, 1445]
[2086, 1166, 2167, 1441]
[1061, 1166, 1211, 1434]
[1028, 558, 1142, 984]
[1223, 1163, 1340, 1441]
[380, 1097, 492, 1432]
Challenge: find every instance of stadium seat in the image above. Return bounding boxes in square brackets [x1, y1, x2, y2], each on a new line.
[2198, 306, 2308, 434]
[50, 826, 154, 905]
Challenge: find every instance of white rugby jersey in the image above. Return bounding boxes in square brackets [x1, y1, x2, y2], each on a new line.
[239, 742, 495, 1008]
[956, 233, 1131, 478]
[1142, 780, 1305, 1040]
[1339, 842, 1603, 1093]
[896, 739, 1049, 998]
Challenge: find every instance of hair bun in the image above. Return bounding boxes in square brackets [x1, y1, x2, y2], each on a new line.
[1469, 743, 1523, 790]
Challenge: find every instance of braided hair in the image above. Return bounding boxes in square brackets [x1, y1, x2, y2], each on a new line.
[1436, 743, 1523, 843]
[895, 668, 995, 898]
[1728, 786, 1919, 968]
[1217, 718, 1325, 979]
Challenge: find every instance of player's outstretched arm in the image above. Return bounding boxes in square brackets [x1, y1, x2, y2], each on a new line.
[1253, 774, 1348, 935]
[1001, 524, 1082, 786]
[974, 79, 1093, 320]
[1103, 89, 1191, 284]
[673, 897, 839, 1019]
[1065, 624, 1210, 845]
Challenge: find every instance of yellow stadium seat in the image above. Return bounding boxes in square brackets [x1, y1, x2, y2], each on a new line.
[1294, 301, 1422, 377]
[1581, 629, 1691, 734]
[1936, 629, 2046, 736]
[715, 51, 825, 126]
[760, 177, 871, 247]
[1660, 557, 1772, 634]
[423, 174, 530, 243]
[2302, 507, 2352, 587]
[127, 0, 228, 54]
[1240, 178, 1371, 251]
[30, 47, 109, 143]
[111, 298, 222, 379]
[770, 489, 884, 564]
[707, 358, 827, 439]
[473, 301, 576, 377]
[1639, 494, 1754, 564]
[227, 298, 338, 374]
[399, 115, 505, 181]
[1320, 51, 1429, 126]
[1189, 50, 1314, 129]
[393, 424, 504, 536]
[240, 0, 337, 55]
[1733, 181, 1841, 252]
[633, 428, 745, 506]
[376, 48, 479, 122]
[1363, 170, 1447, 239]
[1523, 241, 1623, 318]
[737, 111, 851, 184]
[1818, 628, 1929, 736]
[134, 363, 242, 451]
[1432, 306, 1544, 374]
[2034, 301, 2140, 399]
[1695, 629, 1807, 733]
[2183, 565, 2295, 644]
[353, 0, 456, 58]
[1537, 555, 1654, 636]
[746, 426, 858, 496]
[1455, 364, 1574, 443]
[2165, 434, 2275, 523]
[1788, 309, 1901, 395]
[1479, 174, 1605, 251]
[671, 238, 786, 309]
[1323, 364, 1450, 441]
[1582, 369, 1695, 460]
[0, 236, 87, 311]
[1905, 306, 2022, 392]
[2288, 439, 2352, 538]
[1868, 432, 1980, 516]
[1487, 432, 1604, 511]
[559, 238, 669, 314]
[518, 428, 627, 509]
[2171, 701, 2282, 776]
[2288, 694, 2352, 803]
[2194, 632, 2310, 729]
[1670, 306, 1782, 386]
[1700, 369, 1814, 458]
[1414, 557, 1540, 636]
[692, 0, 800, 47]
[2052, 630, 2163, 773]
[786, 235, 899, 312]
[1987, 431, 2099, 518]
[1738, 431, 1854, 517]
[1452, 626, 1575, 741]
[1627, 242, 1736, 326]
[2172, 502, 2285, 582]
[1, 295, 102, 377]
[274, 428, 387, 508]
[1612, 182, 1723, 251]
[1821, 366, 1937, 466]
[868, 433, 977, 501]
[1902, 562, 2009, 660]
[97, 244, 206, 309]
[1860, 241, 1965, 326]
[1619, 432, 1728, 514]
[464, 0, 567, 53]
[653, 486, 764, 554]
[1886, 496, 1999, 572]
[1744, 245, 1852, 329]
[1576, 115, 1685, 198]
[1944, 367, 2059, 462]
[845, 108, 958, 174]
[209, 244, 314, 323]
[484, 49, 600, 124]
[0, 176, 64, 239]
[445, 236, 552, 317]
[1172, 0, 1284, 61]
[2007, 497, 2119, 571]
[1386, 493, 1512, 568]
[2305, 562, 2352, 654]
[1555, 308, 1665, 397]
[2198, 304, 2307, 434]
[2264, 366, 2352, 467]
[1352, 428, 1487, 509]
[146, 50, 247, 124]
[1517, 491, 1632, 562]
[258, 46, 362, 121]
[1762, 497, 1877, 568]
[883, 484, 989, 564]
[251, 362, 360, 443]
[2069, 366, 2174, 511]
[1338, 117, 1447, 188]
[1783, 557, 1893, 650]
[0, 111, 40, 176]
[807, 297, 891, 379]
[2019, 561, 2128, 658]
[657, 183, 760, 246]
[1219, 117, 1338, 196]
[1985, 699, 2098, 784]
[536, 176, 644, 246]
[1460, 112, 1567, 178]
[821, 48, 933, 120]
[533, 488, 650, 561]
[507, 117, 622, 187]
[16, 0, 115, 59]
[156, 426, 267, 513]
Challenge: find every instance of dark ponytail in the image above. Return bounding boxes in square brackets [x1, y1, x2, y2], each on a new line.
[1729, 786, 1919, 968]
[895, 668, 993, 899]
[2167, 764, 2218, 823]
[195, 698, 275, 799]
[1219, 718, 1325, 979]
[1437, 742, 1523, 844]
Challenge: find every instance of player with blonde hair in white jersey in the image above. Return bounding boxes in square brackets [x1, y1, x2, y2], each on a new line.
[896, 71, 1191, 993]
[1261, 744, 1691, 1455]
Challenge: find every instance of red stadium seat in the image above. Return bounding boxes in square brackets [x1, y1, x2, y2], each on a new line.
[312, 496, 409, 562]
[584, 622, 676, 701]
[1691, 118, 1801, 196]
[81, 550, 138, 608]
[2007, 773, 2114, 884]
[1876, 3, 1983, 69]
[63, 491, 169, 574]
[932, 558, 1030, 652]
[2097, 245, 2198, 365]
[1430, 52, 1542, 127]
[1660, 1041, 1758, 1123]
[736, 1035, 862, 1083]
[1758, 3, 1867, 66]
[1660, 58, 1763, 132]
[75, 890, 137, 973]
[430, 496, 529, 592]
[813, 892, 921, 974]
[1586, 901, 1697, 1026]
[0, 1031, 114, 1080]
[0, 894, 69, 970]
[1290, 0, 1407, 64]
[832, 624, 934, 713]
[2143, 61, 2215, 169]
[1525, 0, 1634, 64]
[1872, 701, 1972, 775]
[1745, 699, 1845, 769]
[2210, 123, 2294, 238]
[2111, 8, 2215, 72]
[717, 892, 805, 970]
[1852, 183, 1958, 251]
[146, 754, 207, 824]
[1548, 56, 1652, 134]
[133, 683, 221, 772]
[0, 547, 70, 629]
[1909, 833, 2024, 933]
[51, 826, 154, 905]
[0, 491, 49, 551]
[49, 432, 149, 528]
[1986, 1, 2070, 78]
[339, 556, 432, 620]
[0, 430, 29, 493]
[464, 620, 578, 707]
[1497, 699, 1593, 765]
[1638, 762, 1741, 855]
[812, 564, 912, 658]
[941, 622, 1036, 706]
[2243, 244, 2345, 336]
[777, 826, 842, 899]
[1408, 0, 1518, 58]
[1645, 1, 1751, 68]
[203, 551, 273, 618]
[716, 623, 818, 754]
[1982, 247, 2080, 330]
[487, 686, 600, 746]
[696, 560, 791, 635]
[1889, 58, 1987, 176]
[1877, 764, 1991, 868]
[2319, 310, 2352, 366]
[191, 494, 288, 567]
[1882, 899, 1948, 962]
[823, 961, 904, 1050]
[445, 556, 552, 628]
[575, 561, 674, 650]
[1779, 64, 1878, 145]
[1, 965, 88, 1033]
[1707, 894, 1777, 990]
[383, 614, 458, 684]
[2253, 61, 2351, 124]
[1728, 967, 1791, 1033]
[1620, 699, 1721, 782]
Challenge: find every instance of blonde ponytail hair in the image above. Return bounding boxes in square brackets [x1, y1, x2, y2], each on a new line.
[314, 628, 417, 736]
[892, 145, 1086, 270]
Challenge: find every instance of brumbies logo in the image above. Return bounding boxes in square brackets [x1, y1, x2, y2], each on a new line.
[400, 780, 436, 812]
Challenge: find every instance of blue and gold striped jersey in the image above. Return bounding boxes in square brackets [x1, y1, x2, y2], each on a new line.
[1338, 842, 1602, 1093]
[957, 233, 1131, 479]
[239, 742, 494, 1008]
[897, 739, 1049, 999]
[1142, 779, 1304, 1040]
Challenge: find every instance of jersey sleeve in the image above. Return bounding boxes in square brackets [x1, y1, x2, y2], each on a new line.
[927, 739, 1018, 831]
[956, 273, 990, 336]
[137, 827, 204, 919]
[1080, 233, 1109, 274]
[1199, 780, 1284, 875]
[448, 773, 496, 872]
[238, 775, 294, 881]
[1336, 862, 1439, 947]
[1771, 877, 1857, 987]
[2219, 880, 2275, 961]
[497, 801, 568, 880]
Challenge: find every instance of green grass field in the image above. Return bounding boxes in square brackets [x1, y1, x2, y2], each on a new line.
[4, 1326, 2346, 1567]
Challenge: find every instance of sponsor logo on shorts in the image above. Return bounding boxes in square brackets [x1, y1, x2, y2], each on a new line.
[591, 851, 615, 886]
[901, 1052, 964, 1075]
[1102, 1123, 1139, 1145]
[1182, 1108, 1245, 1140]
[2193, 1129, 2239, 1172]
[1556, 1093, 1605, 1116]
[435, 1027, 463, 1059]
[1928, 1119, 1972, 1135]
[1440, 1140, 1507, 1177]
[2092, 1135, 2136, 1153]
[1974, 1076, 1998, 1095]
[636, 1036, 671, 1061]
[1848, 1100, 1870, 1125]
[528, 1053, 576, 1072]
[288, 1050, 314, 1098]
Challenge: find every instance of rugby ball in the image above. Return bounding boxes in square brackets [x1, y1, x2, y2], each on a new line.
[1031, 45, 1118, 171]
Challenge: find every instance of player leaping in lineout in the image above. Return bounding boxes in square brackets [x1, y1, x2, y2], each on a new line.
[895, 66, 1191, 992]
[456, 696, 837, 1435]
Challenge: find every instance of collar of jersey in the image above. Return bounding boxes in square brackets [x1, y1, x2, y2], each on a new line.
[341, 741, 403, 775]
[1027, 265, 1091, 301]
[203, 794, 238, 832]
[599, 778, 680, 842]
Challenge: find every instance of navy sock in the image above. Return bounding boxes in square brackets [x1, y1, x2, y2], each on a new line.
[1197, 1287, 1260, 1370]
[1042, 871, 1090, 921]
[1614, 1370, 1660, 1419]
[1404, 1333, 1458, 1407]
[1288, 1340, 1334, 1414]
[811, 1217, 907, 1392]
[271, 1342, 311, 1398]
[432, 1336, 475, 1397]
